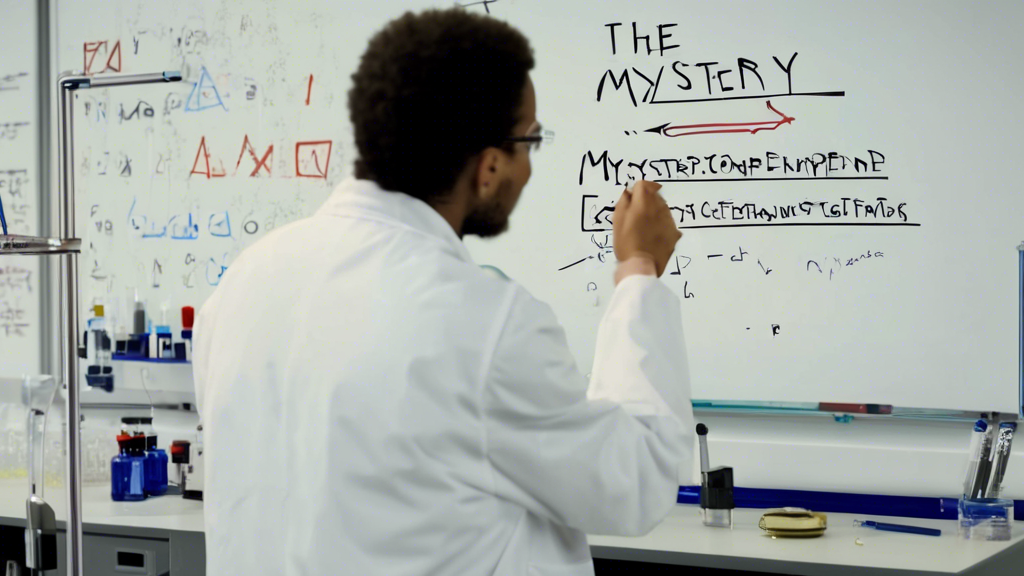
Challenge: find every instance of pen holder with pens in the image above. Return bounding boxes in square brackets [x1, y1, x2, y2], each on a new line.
[958, 498, 1013, 541]
[958, 419, 1016, 541]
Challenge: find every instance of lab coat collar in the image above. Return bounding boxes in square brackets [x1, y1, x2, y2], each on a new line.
[317, 178, 475, 264]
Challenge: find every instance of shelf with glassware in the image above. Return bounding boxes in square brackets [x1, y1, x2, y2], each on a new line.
[79, 302, 196, 406]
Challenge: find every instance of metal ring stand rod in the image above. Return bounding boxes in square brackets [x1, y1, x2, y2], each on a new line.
[55, 70, 181, 576]
[1018, 241, 1023, 419]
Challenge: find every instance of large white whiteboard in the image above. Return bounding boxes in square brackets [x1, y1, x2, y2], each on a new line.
[0, 0, 42, 377]
[58, 0, 1024, 411]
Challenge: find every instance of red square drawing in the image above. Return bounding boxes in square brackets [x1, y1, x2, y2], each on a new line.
[295, 140, 332, 179]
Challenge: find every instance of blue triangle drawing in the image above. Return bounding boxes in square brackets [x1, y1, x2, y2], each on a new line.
[185, 67, 227, 112]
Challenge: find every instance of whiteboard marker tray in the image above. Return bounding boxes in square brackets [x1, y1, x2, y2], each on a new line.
[0, 235, 81, 255]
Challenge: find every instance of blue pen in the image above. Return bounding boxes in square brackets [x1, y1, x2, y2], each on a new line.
[854, 520, 941, 537]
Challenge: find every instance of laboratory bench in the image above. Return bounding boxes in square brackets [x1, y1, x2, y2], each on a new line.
[2, 479, 1023, 575]
[0, 480, 204, 575]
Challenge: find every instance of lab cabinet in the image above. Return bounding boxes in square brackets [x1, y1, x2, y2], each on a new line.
[0, 520, 206, 576]
[82, 534, 168, 576]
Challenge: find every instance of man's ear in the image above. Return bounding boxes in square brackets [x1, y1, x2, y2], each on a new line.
[474, 147, 505, 201]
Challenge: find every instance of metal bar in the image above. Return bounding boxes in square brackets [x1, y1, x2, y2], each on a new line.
[0, 235, 80, 254]
[87, 71, 182, 87]
[60, 252, 82, 576]
[58, 77, 78, 240]
[36, 0, 54, 378]
[1019, 242, 1023, 419]
[56, 75, 83, 576]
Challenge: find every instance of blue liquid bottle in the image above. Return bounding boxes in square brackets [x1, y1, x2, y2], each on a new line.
[111, 424, 132, 501]
[141, 417, 169, 496]
[111, 436, 146, 501]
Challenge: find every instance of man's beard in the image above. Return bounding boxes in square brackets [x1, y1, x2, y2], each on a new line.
[462, 179, 511, 238]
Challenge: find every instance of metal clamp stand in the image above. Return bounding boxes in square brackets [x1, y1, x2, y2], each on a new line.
[0, 70, 180, 576]
[1018, 241, 1023, 419]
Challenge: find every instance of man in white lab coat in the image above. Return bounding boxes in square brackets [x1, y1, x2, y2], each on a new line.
[193, 8, 694, 576]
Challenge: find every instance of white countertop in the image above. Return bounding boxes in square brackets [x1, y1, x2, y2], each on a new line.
[0, 479, 204, 533]
[3, 479, 1022, 574]
[589, 505, 1024, 574]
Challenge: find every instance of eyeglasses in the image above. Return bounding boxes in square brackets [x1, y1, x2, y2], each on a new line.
[504, 123, 554, 153]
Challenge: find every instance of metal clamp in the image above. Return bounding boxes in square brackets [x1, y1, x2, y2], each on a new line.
[0, 235, 81, 255]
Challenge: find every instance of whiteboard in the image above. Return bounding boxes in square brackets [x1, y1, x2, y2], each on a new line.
[0, 0, 42, 377]
[58, 0, 1024, 411]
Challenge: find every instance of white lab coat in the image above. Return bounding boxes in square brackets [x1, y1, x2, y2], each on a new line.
[193, 178, 694, 576]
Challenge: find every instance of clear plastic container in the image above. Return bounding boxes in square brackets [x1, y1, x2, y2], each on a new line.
[958, 497, 1012, 541]
[701, 508, 734, 528]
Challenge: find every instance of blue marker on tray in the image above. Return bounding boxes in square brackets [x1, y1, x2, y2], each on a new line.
[854, 520, 941, 537]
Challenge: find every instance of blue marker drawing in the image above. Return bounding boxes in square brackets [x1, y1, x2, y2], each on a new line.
[206, 254, 229, 286]
[0, 191, 8, 235]
[185, 67, 228, 112]
[208, 211, 232, 237]
[126, 195, 141, 229]
[170, 213, 200, 240]
[142, 221, 167, 238]
[129, 197, 167, 238]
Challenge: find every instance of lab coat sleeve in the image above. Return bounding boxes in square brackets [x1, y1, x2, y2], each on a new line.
[192, 288, 222, 419]
[482, 275, 693, 537]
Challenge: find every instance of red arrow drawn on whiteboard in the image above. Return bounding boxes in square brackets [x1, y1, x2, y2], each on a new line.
[645, 101, 795, 138]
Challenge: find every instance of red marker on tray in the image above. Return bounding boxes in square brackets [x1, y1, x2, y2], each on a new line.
[180, 306, 195, 361]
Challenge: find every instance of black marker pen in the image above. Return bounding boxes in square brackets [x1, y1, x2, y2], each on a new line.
[697, 423, 734, 528]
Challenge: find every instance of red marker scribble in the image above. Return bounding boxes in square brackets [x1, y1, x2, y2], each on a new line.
[305, 75, 313, 106]
[190, 137, 212, 178]
[190, 137, 225, 178]
[295, 140, 332, 179]
[84, 40, 122, 75]
[106, 41, 122, 73]
[234, 135, 273, 177]
[646, 101, 794, 138]
[211, 160, 226, 177]
[84, 42, 103, 74]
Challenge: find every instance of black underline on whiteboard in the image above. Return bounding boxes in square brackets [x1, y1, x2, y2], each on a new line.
[583, 222, 921, 232]
[652, 90, 845, 104]
[654, 176, 888, 183]
[558, 257, 589, 271]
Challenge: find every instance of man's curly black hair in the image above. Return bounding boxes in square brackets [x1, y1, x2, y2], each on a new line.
[349, 9, 535, 204]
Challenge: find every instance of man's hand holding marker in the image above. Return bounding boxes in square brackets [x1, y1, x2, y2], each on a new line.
[613, 180, 683, 285]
